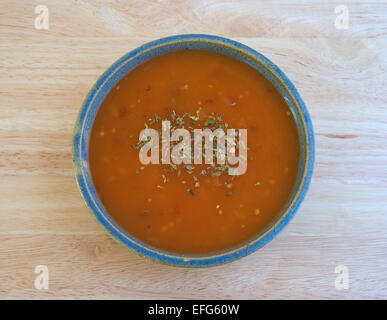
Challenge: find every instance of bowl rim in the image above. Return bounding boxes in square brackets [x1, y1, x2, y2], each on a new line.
[72, 34, 315, 267]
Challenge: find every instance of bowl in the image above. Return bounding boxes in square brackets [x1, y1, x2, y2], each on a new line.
[72, 34, 314, 267]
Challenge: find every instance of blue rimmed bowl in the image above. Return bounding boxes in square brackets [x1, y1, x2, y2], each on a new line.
[73, 34, 314, 267]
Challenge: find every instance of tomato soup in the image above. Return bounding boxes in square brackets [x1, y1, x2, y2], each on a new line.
[89, 50, 300, 254]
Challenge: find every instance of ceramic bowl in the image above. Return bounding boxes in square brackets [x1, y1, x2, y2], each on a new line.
[73, 34, 315, 267]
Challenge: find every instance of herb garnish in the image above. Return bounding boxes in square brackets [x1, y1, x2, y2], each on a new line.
[131, 107, 253, 195]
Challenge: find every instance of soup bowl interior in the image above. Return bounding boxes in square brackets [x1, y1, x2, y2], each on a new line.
[73, 34, 314, 267]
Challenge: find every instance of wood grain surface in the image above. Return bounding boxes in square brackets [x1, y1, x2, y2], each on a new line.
[1, 0, 386, 299]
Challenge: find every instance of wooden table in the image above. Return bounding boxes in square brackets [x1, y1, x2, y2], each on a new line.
[1, 1, 386, 299]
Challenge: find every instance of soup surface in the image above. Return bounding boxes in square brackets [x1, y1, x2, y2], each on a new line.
[89, 50, 300, 254]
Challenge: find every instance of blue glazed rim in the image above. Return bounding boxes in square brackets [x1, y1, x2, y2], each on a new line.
[72, 34, 315, 267]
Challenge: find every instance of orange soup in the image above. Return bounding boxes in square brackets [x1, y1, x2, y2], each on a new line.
[89, 50, 300, 254]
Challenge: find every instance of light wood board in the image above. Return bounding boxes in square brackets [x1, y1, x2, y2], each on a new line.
[0, 0, 386, 299]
